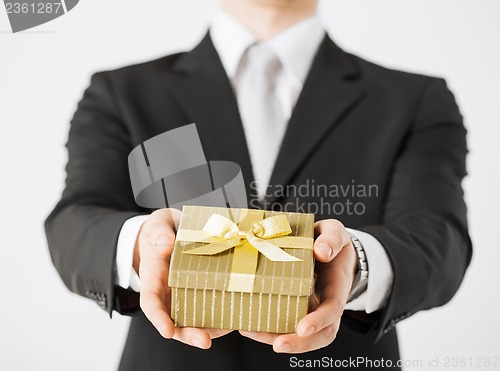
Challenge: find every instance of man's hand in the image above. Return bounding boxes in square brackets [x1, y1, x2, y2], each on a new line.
[239, 219, 357, 353]
[136, 208, 232, 349]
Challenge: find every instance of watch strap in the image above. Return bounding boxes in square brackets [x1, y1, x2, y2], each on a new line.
[347, 232, 369, 302]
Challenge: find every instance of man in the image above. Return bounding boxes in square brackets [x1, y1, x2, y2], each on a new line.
[45, 0, 472, 370]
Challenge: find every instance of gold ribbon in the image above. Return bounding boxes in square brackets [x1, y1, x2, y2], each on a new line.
[176, 211, 313, 292]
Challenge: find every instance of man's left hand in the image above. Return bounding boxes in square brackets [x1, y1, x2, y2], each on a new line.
[239, 219, 357, 353]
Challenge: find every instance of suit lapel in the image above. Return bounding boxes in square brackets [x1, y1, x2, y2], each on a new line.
[164, 33, 366, 208]
[266, 35, 366, 205]
[164, 33, 257, 204]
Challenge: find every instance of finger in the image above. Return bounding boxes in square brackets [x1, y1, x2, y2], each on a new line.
[300, 246, 356, 338]
[151, 208, 182, 231]
[296, 296, 344, 337]
[169, 208, 182, 230]
[173, 327, 212, 349]
[142, 217, 177, 259]
[307, 291, 320, 312]
[313, 219, 350, 263]
[140, 288, 174, 339]
[139, 241, 173, 338]
[239, 331, 279, 345]
[151, 208, 182, 227]
[138, 211, 177, 338]
[273, 322, 340, 353]
[205, 328, 234, 339]
[139, 263, 173, 338]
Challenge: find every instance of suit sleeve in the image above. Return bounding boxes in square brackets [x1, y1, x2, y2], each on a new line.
[352, 78, 472, 341]
[45, 72, 145, 316]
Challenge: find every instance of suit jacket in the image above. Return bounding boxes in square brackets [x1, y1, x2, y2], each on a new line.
[45, 33, 472, 371]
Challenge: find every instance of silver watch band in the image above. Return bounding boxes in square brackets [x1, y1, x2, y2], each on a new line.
[347, 232, 369, 302]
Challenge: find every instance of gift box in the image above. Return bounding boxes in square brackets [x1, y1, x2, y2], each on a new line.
[169, 206, 314, 333]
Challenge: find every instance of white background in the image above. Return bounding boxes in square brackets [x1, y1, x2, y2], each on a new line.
[1, 1, 499, 370]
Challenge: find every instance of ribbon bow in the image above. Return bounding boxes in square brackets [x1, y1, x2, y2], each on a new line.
[176, 211, 313, 292]
[181, 213, 301, 262]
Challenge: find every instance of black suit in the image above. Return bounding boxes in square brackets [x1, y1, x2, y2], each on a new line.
[46, 33, 472, 370]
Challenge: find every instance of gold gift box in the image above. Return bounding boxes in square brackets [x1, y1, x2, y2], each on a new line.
[169, 206, 314, 333]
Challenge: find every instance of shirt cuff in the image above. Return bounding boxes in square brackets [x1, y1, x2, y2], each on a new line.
[115, 215, 149, 292]
[344, 228, 394, 313]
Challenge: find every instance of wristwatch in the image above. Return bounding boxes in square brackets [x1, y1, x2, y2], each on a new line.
[347, 232, 369, 302]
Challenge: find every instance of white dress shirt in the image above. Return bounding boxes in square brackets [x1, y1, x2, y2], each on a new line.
[115, 10, 394, 313]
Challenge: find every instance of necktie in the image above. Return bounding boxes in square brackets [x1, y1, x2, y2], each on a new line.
[237, 43, 286, 200]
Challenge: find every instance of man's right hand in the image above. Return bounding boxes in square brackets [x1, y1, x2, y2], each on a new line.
[135, 208, 233, 349]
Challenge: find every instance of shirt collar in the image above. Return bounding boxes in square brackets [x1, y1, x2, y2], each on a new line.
[266, 15, 324, 86]
[210, 10, 257, 79]
[210, 10, 325, 86]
